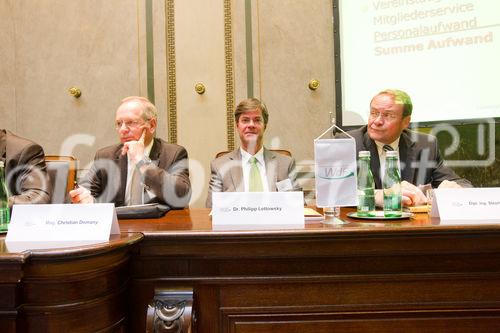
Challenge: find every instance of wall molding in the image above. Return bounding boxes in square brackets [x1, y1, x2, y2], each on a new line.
[224, 0, 235, 150]
[166, 0, 177, 143]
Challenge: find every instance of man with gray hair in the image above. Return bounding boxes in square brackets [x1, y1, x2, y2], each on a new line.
[70, 96, 191, 208]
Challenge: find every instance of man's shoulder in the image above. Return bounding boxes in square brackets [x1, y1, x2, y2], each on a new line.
[211, 149, 243, 171]
[333, 126, 367, 140]
[94, 139, 188, 160]
[154, 138, 187, 154]
[4, 131, 45, 160]
[95, 143, 123, 158]
[5, 130, 41, 149]
[265, 148, 293, 163]
[212, 149, 239, 164]
[402, 129, 438, 147]
[344, 126, 368, 139]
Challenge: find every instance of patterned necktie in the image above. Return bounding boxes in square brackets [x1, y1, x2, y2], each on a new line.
[249, 157, 263, 192]
[383, 144, 394, 152]
[129, 166, 143, 205]
[382, 144, 400, 178]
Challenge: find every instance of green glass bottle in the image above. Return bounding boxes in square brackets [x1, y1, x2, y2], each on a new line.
[356, 151, 375, 217]
[383, 151, 402, 217]
[0, 161, 10, 231]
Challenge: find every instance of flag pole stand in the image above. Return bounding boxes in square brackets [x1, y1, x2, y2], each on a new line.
[315, 122, 352, 225]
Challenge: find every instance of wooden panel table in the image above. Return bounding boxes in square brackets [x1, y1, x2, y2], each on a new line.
[120, 208, 500, 333]
[3, 208, 500, 332]
[0, 233, 143, 333]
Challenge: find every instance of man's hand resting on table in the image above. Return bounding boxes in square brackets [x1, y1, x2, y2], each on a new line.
[375, 181, 427, 207]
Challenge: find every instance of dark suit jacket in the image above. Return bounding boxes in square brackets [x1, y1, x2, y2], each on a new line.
[0, 130, 50, 207]
[81, 138, 191, 208]
[206, 148, 299, 208]
[345, 126, 472, 189]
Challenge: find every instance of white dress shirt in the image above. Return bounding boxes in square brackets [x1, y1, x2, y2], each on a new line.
[125, 139, 154, 205]
[375, 138, 400, 183]
[240, 147, 269, 192]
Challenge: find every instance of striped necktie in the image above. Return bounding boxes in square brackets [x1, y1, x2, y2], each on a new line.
[249, 157, 264, 192]
[381, 144, 401, 179]
[383, 144, 394, 152]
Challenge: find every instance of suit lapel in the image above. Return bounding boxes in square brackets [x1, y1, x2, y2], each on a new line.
[114, 146, 128, 206]
[149, 138, 162, 166]
[399, 130, 415, 183]
[264, 149, 277, 191]
[363, 132, 382, 188]
[229, 149, 244, 192]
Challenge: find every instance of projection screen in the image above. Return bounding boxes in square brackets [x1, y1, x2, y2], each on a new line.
[334, 0, 500, 126]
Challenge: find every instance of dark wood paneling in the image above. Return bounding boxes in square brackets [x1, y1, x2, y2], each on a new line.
[0, 233, 142, 333]
[122, 208, 500, 332]
[18, 290, 126, 332]
[4, 209, 500, 332]
[228, 312, 500, 333]
[22, 251, 130, 304]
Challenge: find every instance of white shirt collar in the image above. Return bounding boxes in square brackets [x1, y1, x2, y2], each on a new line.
[375, 137, 400, 154]
[239, 147, 269, 192]
[240, 147, 265, 165]
[125, 138, 155, 205]
[375, 137, 401, 182]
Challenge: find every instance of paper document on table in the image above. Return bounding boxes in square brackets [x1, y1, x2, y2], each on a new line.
[304, 208, 324, 221]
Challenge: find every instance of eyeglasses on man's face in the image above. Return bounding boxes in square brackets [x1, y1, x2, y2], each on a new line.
[114, 119, 148, 130]
[368, 111, 400, 122]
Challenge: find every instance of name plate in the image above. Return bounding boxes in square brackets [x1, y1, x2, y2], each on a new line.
[431, 188, 500, 222]
[5, 203, 119, 251]
[212, 192, 304, 230]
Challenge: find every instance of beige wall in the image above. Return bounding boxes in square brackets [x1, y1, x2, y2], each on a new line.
[249, 0, 335, 162]
[0, 0, 335, 207]
[174, 0, 229, 206]
[0, 0, 151, 171]
[0, 0, 18, 130]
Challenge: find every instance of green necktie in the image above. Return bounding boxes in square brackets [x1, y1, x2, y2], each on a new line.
[249, 157, 264, 192]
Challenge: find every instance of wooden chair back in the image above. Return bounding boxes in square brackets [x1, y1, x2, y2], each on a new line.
[44, 155, 77, 203]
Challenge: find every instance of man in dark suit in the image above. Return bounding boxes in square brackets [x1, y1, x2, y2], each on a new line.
[345, 89, 471, 206]
[70, 96, 191, 208]
[206, 98, 299, 208]
[0, 130, 51, 207]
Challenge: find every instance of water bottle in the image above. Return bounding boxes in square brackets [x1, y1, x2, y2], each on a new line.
[356, 151, 375, 217]
[383, 150, 402, 217]
[0, 161, 10, 231]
